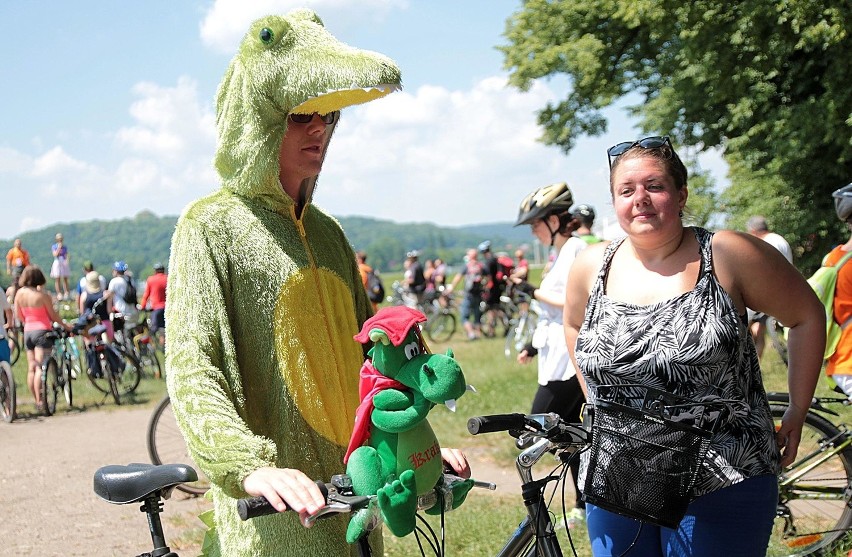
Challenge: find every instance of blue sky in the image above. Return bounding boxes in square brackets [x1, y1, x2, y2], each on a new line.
[0, 0, 727, 241]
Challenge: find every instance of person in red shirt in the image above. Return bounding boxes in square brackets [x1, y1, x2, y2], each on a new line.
[140, 262, 168, 346]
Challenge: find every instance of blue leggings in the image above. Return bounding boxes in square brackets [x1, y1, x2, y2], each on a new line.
[587, 474, 777, 557]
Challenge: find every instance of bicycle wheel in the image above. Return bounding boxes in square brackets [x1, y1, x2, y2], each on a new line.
[0, 361, 16, 422]
[107, 347, 142, 397]
[41, 358, 60, 416]
[426, 312, 456, 343]
[100, 354, 121, 406]
[768, 405, 852, 556]
[766, 316, 789, 366]
[9, 335, 21, 366]
[147, 396, 210, 495]
[137, 342, 162, 379]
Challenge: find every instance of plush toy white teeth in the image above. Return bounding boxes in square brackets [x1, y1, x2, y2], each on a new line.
[445, 399, 457, 412]
[466, 384, 478, 393]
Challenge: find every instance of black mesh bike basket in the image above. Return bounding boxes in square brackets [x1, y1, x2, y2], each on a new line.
[583, 384, 724, 529]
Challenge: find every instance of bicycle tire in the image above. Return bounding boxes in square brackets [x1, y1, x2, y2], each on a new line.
[138, 343, 162, 379]
[115, 350, 142, 395]
[9, 335, 21, 366]
[147, 396, 210, 495]
[766, 316, 789, 366]
[102, 355, 121, 406]
[768, 404, 852, 556]
[426, 312, 456, 343]
[41, 357, 59, 416]
[0, 360, 15, 422]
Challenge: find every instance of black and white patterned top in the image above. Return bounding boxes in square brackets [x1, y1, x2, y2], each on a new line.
[576, 227, 780, 496]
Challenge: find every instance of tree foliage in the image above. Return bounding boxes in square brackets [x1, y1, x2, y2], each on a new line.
[501, 0, 851, 271]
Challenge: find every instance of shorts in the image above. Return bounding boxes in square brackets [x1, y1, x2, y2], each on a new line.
[25, 329, 54, 350]
[459, 294, 483, 325]
[0, 337, 9, 363]
[150, 308, 166, 334]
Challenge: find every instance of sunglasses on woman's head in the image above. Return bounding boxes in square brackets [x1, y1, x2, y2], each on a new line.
[288, 111, 340, 125]
[607, 136, 672, 168]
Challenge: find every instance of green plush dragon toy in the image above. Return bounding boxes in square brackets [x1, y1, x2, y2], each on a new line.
[343, 306, 475, 543]
[165, 9, 402, 556]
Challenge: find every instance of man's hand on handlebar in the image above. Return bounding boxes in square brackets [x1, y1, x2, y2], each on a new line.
[242, 467, 326, 525]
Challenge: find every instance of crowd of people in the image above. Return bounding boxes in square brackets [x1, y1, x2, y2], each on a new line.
[3, 251, 168, 414]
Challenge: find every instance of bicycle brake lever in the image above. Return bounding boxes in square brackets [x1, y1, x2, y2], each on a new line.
[302, 501, 353, 527]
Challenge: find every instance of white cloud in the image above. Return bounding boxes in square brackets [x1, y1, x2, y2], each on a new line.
[0, 77, 219, 238]
[318, 76, 616, 228]
[200, 0, 408, 53]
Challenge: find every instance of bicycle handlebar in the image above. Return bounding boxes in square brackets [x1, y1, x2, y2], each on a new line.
[237, 480, 331, 520]
[237, 473, 493, 524]
[467, 412, 590, 446]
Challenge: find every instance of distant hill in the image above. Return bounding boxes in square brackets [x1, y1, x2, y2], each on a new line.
[0, 211, 532, 289]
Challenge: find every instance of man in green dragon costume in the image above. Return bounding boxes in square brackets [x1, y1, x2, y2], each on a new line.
[164, 9, 460, 556]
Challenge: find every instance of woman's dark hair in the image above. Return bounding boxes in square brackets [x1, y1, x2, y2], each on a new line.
[610, 143, 688, 191]
[19, 265, 46, 288]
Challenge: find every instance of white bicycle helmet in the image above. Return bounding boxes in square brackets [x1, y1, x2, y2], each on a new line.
[833, 183, 852, 223]
[515, 182, 575, 226]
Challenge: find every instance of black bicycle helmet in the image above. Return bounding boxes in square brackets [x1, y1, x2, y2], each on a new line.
[477, 240, 491, 253]
[572, 204, 596, 225]
[515, 182, 575, 226]
[833, 182, 852, 223]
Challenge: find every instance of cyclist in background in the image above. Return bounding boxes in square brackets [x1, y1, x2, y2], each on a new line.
[478, 240, 507, 335]
[108, 261, 138, 326]
[512, 182, 589, 527]
[824, 183, 852, 400]
[14, 266, 72, 412]
[447, 248, 486, 340]
[0, 284, 12, 365]
[572, 204, 603, 245]
[140, 262, 167, 347]
[746, 215, 794, 358]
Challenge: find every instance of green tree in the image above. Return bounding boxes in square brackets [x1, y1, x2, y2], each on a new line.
[501, 0, 851, 271]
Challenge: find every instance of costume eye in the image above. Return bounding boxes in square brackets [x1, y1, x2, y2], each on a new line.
[404, 341, 420, 361]
[259, 27, 274, 44]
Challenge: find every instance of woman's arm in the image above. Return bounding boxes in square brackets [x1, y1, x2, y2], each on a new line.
[712, 230, 825, 466]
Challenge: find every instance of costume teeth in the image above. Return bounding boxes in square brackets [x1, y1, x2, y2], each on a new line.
[466, 385, 478, 393]
[445, 399, 457, 412]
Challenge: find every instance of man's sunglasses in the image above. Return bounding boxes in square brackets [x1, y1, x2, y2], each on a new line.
[288, 111, 340, 125]
[606, 136, 672, 168]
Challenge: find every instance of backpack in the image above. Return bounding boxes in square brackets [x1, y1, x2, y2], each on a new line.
[495, 255, 515, 282]
[366, 269, 385, 304]
[807, 250, 852, 360]
[122, 276, 138, 305]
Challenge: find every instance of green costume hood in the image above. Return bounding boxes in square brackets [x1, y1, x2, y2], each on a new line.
[214, 9, 401, 212]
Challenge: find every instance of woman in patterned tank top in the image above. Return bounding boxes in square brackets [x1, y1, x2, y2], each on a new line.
[562, 137, 825, 556]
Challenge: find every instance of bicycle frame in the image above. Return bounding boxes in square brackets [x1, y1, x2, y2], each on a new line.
[495, 437, 569, 557]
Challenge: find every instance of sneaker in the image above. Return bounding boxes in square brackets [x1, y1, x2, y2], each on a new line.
[566, 508, 585, 529]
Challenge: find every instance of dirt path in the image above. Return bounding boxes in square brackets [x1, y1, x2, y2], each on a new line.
[0, 406, 207, 556]
[0, 406, 538, 556]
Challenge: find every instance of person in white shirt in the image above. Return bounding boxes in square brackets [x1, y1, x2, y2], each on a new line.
[746, 215, 794, 357]
[511, 181, 589, 528]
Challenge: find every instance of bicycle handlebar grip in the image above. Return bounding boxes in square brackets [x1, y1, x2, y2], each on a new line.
[237, 481, 329, 521]
[467, 413, 527, 435]
[237, 496, 279, 520]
